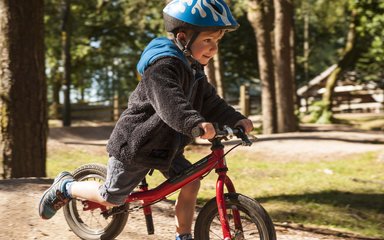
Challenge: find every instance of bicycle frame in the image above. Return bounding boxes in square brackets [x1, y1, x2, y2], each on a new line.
[82, 137, 241, 239]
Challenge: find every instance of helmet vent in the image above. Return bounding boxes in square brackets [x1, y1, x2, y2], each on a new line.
[209, 2, 223, 14]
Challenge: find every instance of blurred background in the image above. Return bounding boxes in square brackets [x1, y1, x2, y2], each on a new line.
[0, 0, 383, 239]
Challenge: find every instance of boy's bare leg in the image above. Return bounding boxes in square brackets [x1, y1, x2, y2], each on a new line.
[175, 179, 201, 235]
[71, 181, 116, 207]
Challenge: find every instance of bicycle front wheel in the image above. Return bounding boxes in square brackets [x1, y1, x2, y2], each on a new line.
[63, 163, 129, 240]
[194, 193, 276, 240]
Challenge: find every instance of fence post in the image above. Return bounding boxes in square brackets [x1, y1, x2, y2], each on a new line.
[113, 93, 119, 121]
[240, 84, 250, 117]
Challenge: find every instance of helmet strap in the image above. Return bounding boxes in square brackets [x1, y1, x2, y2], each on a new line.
[183, 31, 199, 57]
[174, 31, 200, 57]
[174, 31, 201, 67]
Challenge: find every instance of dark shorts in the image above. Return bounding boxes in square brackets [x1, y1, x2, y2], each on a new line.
[99, 154, 192, 205]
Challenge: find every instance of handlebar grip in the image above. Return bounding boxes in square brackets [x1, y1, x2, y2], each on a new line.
[191, 126, 204, 138]
[235, 127, 253, 146]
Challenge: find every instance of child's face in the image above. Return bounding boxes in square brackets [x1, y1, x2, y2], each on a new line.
[190, 30, 224, 65]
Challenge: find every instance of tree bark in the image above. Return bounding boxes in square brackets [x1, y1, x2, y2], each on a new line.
[274, 0, 297, 132]
[205, 54, 224, 98]
[62, 0, 72, 126]
[0, 0, 47, 178]
[205, 59, 217, 87]
[213, 53, 224, 98]
[319, 9, 358, 123]
[49, 65, 62, 119]
[303, 0, 310, 84]
[247, 0, 277, 134]
[291, 18, 298, 109]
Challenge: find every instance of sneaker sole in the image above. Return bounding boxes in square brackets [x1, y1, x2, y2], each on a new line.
[38, 171, 73, 219]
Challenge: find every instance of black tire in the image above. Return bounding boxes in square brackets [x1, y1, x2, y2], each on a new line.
[194, 193, 276, 240]
[63, 164, 129, 240]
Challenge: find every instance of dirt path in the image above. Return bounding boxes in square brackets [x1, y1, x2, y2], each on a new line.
[1, 123, 383, 240]
[0, 178, 380, 240]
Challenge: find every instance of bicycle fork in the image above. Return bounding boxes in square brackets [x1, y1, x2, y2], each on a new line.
[216, 160, 243, 239]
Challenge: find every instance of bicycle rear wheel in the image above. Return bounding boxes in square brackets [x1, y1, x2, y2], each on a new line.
[63, 164, 129, 240]
[194, 193, 276, 240]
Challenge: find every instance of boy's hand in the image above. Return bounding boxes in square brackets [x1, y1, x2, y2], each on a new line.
[235, 119, 253, 134]
[198, 122, 216, 139]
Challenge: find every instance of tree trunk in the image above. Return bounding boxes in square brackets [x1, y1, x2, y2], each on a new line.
[205, 59, 217, 87]
[49, 65, 61, 119]
[274, 0, 297, 132]
[303, 0, 310, 84]
[0, 0, 47, 178]
[247, 0, 277, 134]
[290, 2, 298, 110]
[205, 54, 225, 98]
[213, 53, 224, 98]
[319, 9, 358, 123]
[62, 0, 72, 126]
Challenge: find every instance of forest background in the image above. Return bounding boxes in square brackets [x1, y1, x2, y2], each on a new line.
[0, 1, 383, 238]
[0, 0, 383, 187]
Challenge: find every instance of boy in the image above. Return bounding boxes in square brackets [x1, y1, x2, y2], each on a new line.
[39, 0, 253, 239]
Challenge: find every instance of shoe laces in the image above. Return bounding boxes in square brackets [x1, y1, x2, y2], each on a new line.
[52, 190, 70, 210]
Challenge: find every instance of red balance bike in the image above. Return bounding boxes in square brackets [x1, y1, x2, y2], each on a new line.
[63, 126, 276, 240]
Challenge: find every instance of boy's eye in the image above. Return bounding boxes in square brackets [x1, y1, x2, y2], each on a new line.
[203, 38, 221, 44]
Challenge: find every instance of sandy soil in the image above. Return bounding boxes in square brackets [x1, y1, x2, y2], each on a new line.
[1, 123, 383, 240]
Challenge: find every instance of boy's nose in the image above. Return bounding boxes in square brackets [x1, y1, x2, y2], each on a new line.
[210, 44, 218, 53]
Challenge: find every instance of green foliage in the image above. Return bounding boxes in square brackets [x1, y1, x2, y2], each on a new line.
[69, 0, 147, 100]
[219, 14, 259, 91]
[294, 0, 350, 87]
[44, 0, 64, 90]
[354, 0, 384, 83]
[301, 101, 328, 123]
[122, 0, 165, 36]
[44, 0, 167, 104]
[316, 108, 333, 124]
[44, 0, 261, 105]
[43, 0, 384, 113]
[294, 0, 383, 86]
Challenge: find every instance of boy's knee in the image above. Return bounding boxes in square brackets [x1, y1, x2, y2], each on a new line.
[183, 179, 200, 194]
[192, 179, 201, 190]
[98, 188, 126, 207]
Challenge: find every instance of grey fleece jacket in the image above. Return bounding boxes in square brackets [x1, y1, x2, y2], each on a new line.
[107, 52, 245, 171]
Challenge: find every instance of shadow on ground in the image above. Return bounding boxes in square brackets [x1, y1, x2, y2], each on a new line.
[258, 190, 384, 213]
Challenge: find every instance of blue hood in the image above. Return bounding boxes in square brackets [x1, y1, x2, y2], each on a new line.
[137, 37, 189, 75]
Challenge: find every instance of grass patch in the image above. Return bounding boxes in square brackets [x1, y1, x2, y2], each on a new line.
[47, 145, 384, 238]
[334, 113, 384, 131]
[47, 148, 107, 177]
[192, 150, 384, 238]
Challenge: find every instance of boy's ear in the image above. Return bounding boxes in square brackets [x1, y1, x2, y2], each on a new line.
[176, 32, 187, 45]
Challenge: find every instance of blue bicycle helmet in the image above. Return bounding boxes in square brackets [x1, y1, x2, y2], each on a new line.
[163, 0, 239, 34]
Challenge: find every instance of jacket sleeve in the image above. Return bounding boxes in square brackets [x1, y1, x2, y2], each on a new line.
[200, 78, 246, 127]
[141, 58, 205, 136]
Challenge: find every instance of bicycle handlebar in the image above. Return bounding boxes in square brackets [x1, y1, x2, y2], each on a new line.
[191, 125, 253, 146]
